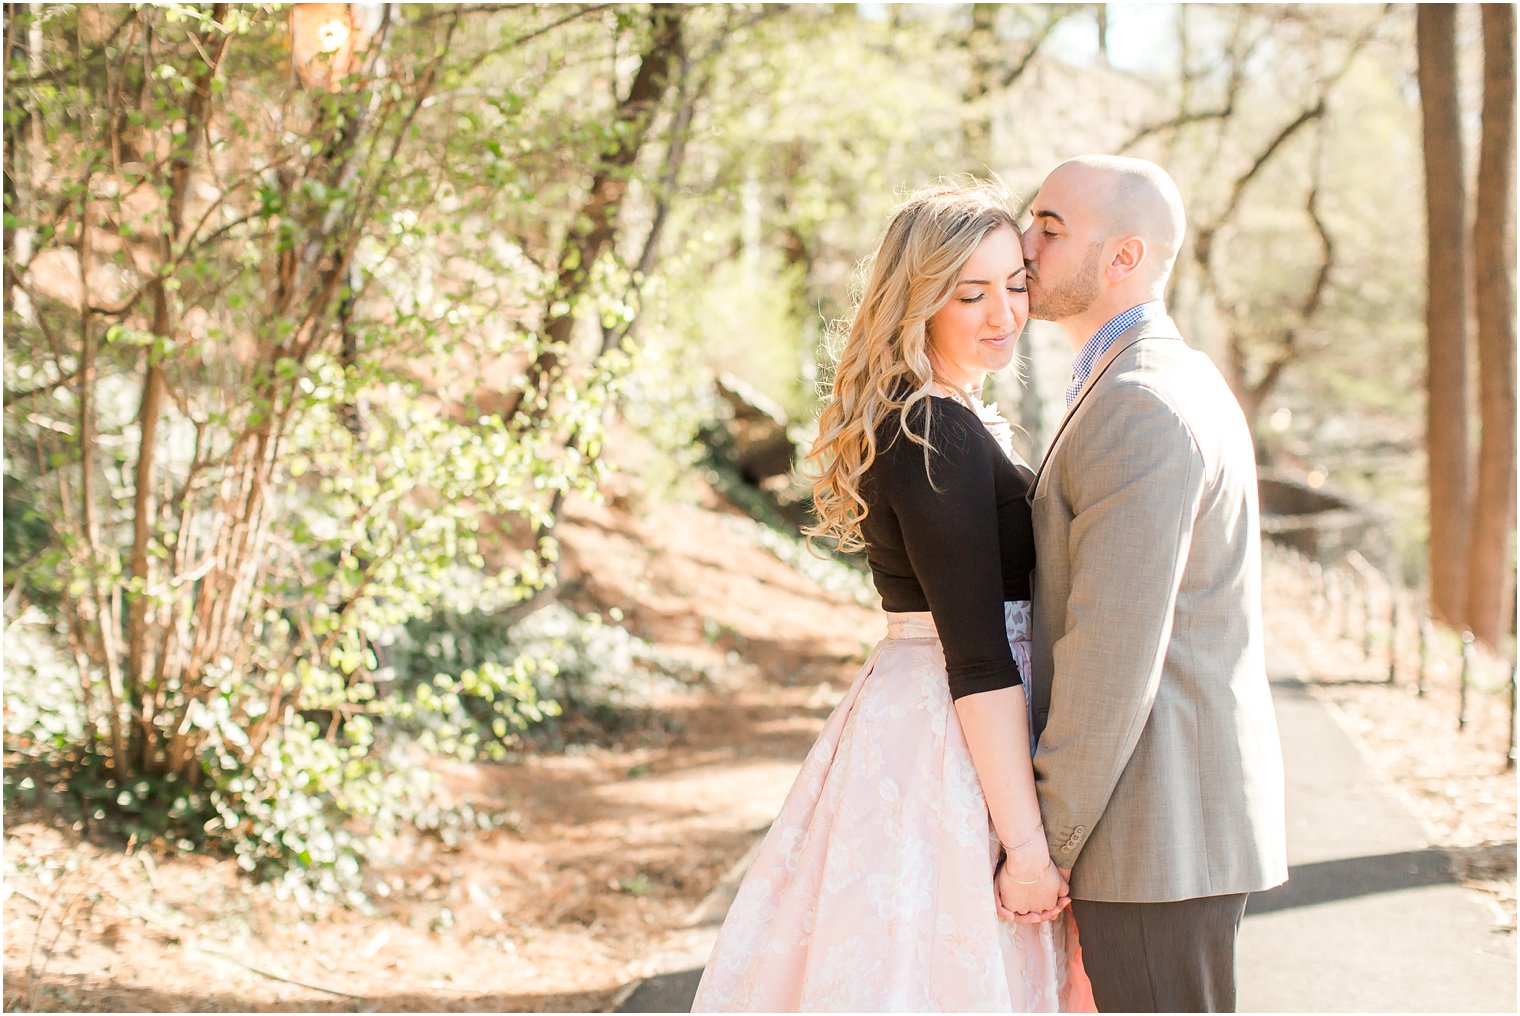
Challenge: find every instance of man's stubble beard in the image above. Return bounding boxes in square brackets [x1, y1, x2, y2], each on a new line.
[1028, 241, 1103, 322]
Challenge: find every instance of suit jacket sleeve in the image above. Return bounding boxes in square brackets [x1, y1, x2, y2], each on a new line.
[1033, 379, 1206, 870]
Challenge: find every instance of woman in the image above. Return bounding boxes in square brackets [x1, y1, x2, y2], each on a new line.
[691, 182, 1093, 1012]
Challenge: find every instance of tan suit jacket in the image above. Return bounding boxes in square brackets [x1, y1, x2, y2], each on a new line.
[1029, 313, 1288, 903]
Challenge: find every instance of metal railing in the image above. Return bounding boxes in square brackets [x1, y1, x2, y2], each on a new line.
[1263, 540, 1518, 771]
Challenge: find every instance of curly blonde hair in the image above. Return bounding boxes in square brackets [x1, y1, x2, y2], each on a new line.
[805, 180, 1017, 553]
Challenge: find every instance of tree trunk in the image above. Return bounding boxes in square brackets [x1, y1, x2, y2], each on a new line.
[1416, 4, 1472, 627]
[961, 3, 997, 173]
[509, 5, 685, 427]
[3, 4, 23, 307]
[1465, 3, 1516, 648]
[960, 4, 1068, 454]
[126, 4, 231, 772]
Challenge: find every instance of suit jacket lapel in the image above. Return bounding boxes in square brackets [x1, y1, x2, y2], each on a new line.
[1031, 315, 1184, 492]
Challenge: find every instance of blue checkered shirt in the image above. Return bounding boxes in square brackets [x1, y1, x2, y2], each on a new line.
[1064, 301, 1167, 407]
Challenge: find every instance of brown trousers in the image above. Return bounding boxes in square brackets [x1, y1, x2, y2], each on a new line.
[1070, 893, 1250, 1013]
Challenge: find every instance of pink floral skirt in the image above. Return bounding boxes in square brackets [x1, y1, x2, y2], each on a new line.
[692, 603, 1095, 1012]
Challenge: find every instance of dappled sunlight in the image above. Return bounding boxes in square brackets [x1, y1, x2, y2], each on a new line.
[4, 2, 1512, 1011]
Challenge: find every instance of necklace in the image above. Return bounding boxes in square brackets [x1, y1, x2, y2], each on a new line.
[930, 372, 981, 410]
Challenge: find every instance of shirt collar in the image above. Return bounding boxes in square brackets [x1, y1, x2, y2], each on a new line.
[1065, 300, 1167, 407]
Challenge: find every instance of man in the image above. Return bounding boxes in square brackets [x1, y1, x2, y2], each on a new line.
[1000, 155, 1288, 1012]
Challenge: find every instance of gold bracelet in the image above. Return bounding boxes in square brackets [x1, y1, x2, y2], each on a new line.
[1001, 822, 1044, 855]
[1007, 860, 1052, 886]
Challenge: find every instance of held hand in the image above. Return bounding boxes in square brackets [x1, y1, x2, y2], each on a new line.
[1009, 865, 1073, 924]
[1009, 890, 1070, 924]
[994, 853, 1065, 921]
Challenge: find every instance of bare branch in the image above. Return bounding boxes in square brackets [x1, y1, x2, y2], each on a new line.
[1300, 184, 1334, 323]
[507, 2, 615, 49]
[1001, 6, 1071, 89]
[5, 365, 81, 404]
[1119, 101, 1234, 154]
[1225, 98, 1325, 225]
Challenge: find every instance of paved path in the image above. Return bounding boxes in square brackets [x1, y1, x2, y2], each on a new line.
[620, 664, 1516, 1013]
[1238, 672, 1514, 1012]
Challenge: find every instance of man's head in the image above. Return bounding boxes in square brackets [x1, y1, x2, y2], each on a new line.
[1022, 156, 1186, 330]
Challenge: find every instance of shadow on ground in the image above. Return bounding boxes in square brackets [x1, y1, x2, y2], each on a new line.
[1248, 847, 1457, 915]
[620, 968, 703, 1013]
[5, 972, 618, 1014]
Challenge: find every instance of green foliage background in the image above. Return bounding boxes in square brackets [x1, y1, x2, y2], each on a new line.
[2, 3, 1451, 901]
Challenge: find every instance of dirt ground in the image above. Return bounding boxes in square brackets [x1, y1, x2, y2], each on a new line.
[3, 477, 881, 1013]
[4, 478, 1514, 1012]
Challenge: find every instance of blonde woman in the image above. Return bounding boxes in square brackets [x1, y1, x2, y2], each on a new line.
[691, 183, 1094, 1012]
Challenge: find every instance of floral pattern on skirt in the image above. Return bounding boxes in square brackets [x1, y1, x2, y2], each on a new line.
[691, 602, 1095, 1012]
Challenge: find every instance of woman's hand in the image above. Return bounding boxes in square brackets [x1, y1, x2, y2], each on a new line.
[994, 852, 1069, 923]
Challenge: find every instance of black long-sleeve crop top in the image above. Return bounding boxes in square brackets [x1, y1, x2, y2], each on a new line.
[859, 397, 1036, 700]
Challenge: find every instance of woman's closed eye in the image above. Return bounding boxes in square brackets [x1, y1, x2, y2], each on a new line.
[960, 285, 1025, 303]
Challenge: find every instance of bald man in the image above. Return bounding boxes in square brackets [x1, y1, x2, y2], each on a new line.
[999, 156, 1288, 1012]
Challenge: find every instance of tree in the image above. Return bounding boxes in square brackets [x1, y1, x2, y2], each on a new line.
[961, 4, 1069, 175]
[1189, 92, 1330, 432]
[959, 3, 1073, 453]
[1, 2, 656, 888]
[507, 4, 687, 428]
[1416, 3, 1472, 626]
[1465, 3, 1516, 648]
[1129, 6, 1381, 438]
[652, 5, 973, 419]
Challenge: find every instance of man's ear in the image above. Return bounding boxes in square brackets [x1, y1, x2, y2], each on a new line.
[1106, 236, 1146, 281]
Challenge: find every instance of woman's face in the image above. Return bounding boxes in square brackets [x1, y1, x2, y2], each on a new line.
[925, 225, 1027, 390]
